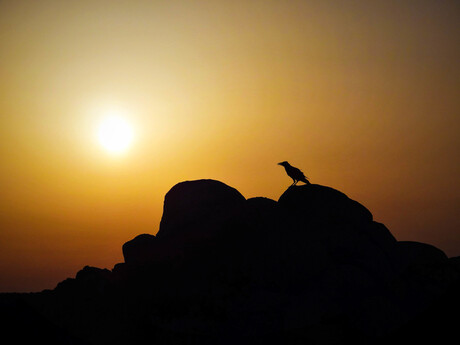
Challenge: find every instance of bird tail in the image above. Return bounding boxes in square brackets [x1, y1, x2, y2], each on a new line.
[300, 176, 311, 185]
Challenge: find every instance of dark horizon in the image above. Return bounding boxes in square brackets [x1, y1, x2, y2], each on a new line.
[1, 178, 459, 345]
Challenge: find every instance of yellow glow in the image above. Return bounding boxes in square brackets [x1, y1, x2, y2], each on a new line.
[1, 0, 459, 292]
[97, 112, 134, 154]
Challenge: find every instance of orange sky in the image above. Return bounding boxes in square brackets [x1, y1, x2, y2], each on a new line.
[1, 0, 459, 292]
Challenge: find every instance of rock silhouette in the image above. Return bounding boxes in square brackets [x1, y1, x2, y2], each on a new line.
[122, 233, 157, 264]
[1, 179, 459, 345]
[157, 179, 246, 240]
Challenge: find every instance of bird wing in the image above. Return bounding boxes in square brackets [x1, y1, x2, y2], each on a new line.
[288, 166, 307, 180]
[294, 167, 305, 178]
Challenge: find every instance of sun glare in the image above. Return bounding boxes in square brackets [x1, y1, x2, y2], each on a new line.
[97, 114, 134, 154]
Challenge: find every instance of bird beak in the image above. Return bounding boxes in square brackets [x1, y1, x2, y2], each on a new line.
[277, 163, 282, 165]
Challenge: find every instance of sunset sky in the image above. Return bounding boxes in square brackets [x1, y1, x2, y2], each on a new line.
[1, 0, 459, 292]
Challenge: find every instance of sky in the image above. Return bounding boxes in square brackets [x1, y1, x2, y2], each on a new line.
[0, 0, 459, 292]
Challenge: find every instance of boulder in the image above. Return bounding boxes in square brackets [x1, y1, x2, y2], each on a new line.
[244, 197, 280, 233]
[449, 256, 460, 274]
[278, 184, 373, 225]
[54, 266, 111, 295]
[396, 241, 448, 273]
[122, 234, 157, 264]
[390, 241, 454, 318]
[157, 179, 246, 239]
[75, 266, 111, 294]
[277, 184, 395, 282]
[366, 222, 399, 269]
[368, 222, 397, 251]
[246, 197, 278, 213]
[75, 266, 111, 281]
[55, 278, 77, 292]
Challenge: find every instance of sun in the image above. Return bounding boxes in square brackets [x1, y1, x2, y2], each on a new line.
[97, 113, 134, 154]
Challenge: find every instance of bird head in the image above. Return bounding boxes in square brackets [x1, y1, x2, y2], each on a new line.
[278, 161, 289, 167]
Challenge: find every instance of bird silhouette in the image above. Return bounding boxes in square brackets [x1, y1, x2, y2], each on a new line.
[278, 161, 310, 186]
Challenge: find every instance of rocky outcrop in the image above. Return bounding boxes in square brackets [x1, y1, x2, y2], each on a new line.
[55, 265, 112, 295]
[3, 179, 458, 345]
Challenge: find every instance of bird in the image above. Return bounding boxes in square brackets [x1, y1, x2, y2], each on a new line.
[278, 161, 310, 186]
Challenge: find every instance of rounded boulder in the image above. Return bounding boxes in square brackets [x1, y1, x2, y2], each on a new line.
[157, 179, 246, 239]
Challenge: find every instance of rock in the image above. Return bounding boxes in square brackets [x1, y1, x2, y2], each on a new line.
[396, 241, 448, 272]
[75, 266, 111, 281]
[368, 222, 397, 250]
[366, 222, 399, 269]
[244, 197, 280, 232]
[122, 233, 157, 264]
[112, 262, 126, 272]
[277, 184, 395, 282]
[246, 197, 278, 212]
[278, 184, 373, 225]
[75, 266, 112, 295]
[55, 278, 76, 292]
[55, 266, 111, 295]
[157, 179, 246, 239]
[391, 242, 452, 318]
[9, 179, 458, 345]
[0, 294, 91, 344]
[449, 256, 460, 274]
